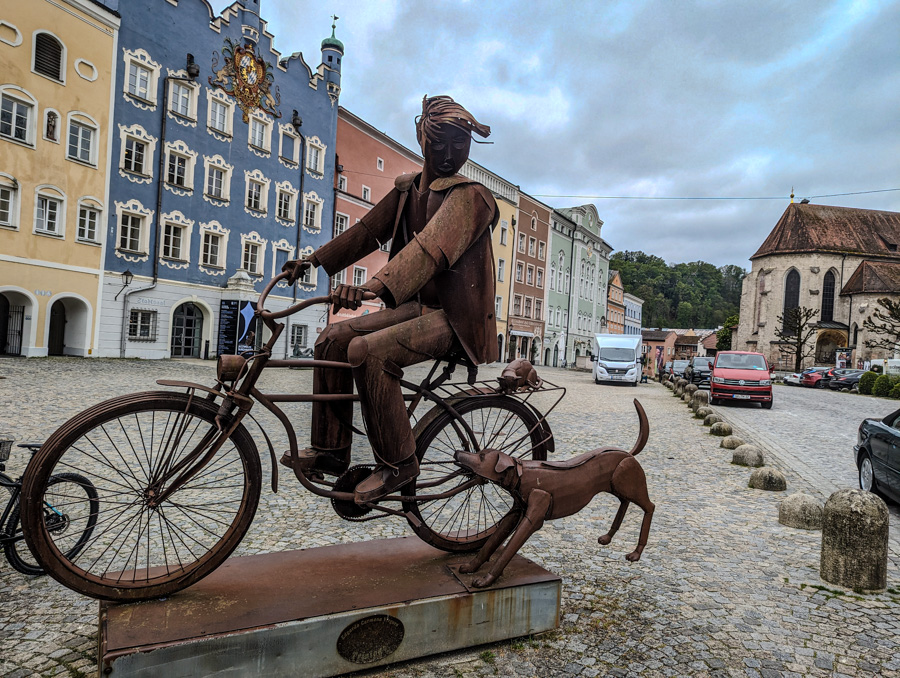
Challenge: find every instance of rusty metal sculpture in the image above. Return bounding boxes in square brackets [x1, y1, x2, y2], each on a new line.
[280, 95, 500, 504]
[454, 399, 653, 588]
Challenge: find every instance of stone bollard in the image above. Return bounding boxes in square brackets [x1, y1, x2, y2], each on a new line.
[719, 435, 744, 449]
[695, 406, 713, 419]
[748, 467, 786, 491]
[710, 421, 732, 436]
[682, 393, 692, 404]
[779, 493, 823, 530]
[691, 390, 709, 411]
[685, 384, 698, 396]
[820, 489, 889, 591]
[704, 413, 722, 426]
[732, 444, 765, 467]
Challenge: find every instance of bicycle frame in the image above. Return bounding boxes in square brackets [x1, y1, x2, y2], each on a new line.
[149, 272, 564, 516]
[0, 472, 23, 544]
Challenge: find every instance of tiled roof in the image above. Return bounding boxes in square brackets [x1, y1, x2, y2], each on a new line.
[840, 260, 900, 295]
[642, 330, 674, 341]
[701, 333, 718, 349]
[752, 203, 900, 261]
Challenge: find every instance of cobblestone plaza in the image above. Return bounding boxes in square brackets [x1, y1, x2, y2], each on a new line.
[1, 358, 899, 677]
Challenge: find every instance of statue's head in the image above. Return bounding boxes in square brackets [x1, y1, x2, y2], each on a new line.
[416, 95, 490, 178]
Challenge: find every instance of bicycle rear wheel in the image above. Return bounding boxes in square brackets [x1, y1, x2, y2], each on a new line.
[20, 392, 261, 601]
[403, 396, 549, 552]
[5, 473, 98, 576]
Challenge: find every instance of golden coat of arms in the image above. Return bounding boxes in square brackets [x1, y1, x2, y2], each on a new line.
[210, 38, 281, 122]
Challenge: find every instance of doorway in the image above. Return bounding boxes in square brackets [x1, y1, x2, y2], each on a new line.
[171, 302, 203, 358]
[48, 300, 66, 356]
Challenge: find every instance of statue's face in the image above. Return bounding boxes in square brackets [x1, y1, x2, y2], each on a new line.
[423, 123, 471, 178]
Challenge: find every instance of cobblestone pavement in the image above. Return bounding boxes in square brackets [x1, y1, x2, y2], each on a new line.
[1, 358, 899, 678]
[711, 384, 900, 549]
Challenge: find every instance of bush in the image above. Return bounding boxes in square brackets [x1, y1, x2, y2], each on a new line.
[890, 383, 900, 399]
[872, 374, 893, 397]
[859, 371, 878, 395]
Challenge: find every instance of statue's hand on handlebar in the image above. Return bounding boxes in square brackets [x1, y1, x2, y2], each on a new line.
[282, 254, 317, 285]
[331, 284, 369, 312]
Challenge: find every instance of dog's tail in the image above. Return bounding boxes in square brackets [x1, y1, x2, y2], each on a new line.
[628, 399, 649, 456]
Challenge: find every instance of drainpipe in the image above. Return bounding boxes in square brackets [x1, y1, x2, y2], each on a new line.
[565, 228, 577, 366]
[840, 253, 849, 351]
[289, 111, 306, 357]
[119, 55, 200, 357]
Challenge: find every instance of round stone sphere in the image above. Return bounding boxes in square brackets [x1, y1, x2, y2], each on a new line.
[732, 444, 765, 467]
[820, 489, 888, 591]
[719, 435, 744, 449]
[685, 384, 698, 396]
[683, 394, 692, 404]
[748, 466, 787, 491]
[779, 493, 823, 530]
[691, 391, 709, 411]
[695, 406, 713, 419]
[704, 413, 723, 426]
[710, 421, 733, 436]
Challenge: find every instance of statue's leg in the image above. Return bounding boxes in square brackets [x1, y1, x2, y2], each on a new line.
[349, 309, 458, 503]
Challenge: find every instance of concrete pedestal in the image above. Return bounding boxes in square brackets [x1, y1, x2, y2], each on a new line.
[98, 536, 561, 677]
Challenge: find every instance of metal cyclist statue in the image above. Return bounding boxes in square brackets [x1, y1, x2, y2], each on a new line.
[281, 95, 499, 504]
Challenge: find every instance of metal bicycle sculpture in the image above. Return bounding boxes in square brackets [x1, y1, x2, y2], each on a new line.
[20, 272, 564, 602]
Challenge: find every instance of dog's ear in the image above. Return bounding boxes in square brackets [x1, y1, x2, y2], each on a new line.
[494, 453, 516, 474]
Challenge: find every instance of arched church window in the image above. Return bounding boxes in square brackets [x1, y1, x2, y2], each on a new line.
[782, 269, 800, 330]
[821, 270, 835, 322]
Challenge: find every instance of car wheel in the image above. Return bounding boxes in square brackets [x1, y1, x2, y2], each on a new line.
[710, 397, 720, 406]
[815, 381, 824, 389]
[762, 398, 773, 409]
[858, 451, 876, 493]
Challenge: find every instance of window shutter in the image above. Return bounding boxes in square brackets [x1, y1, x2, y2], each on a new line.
[35, 33, 62, 81]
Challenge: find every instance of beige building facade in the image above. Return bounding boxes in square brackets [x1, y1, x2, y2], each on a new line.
[0, 0, 120, 356]
[733, 203, 900, 369]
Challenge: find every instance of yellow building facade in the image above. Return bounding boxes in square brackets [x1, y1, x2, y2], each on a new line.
[461, 160, 518, 361]
[0, 0, 119, 356]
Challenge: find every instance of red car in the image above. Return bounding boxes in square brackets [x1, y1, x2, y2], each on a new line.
[800, 367, 831, 388]
[709, 351, 774, 409]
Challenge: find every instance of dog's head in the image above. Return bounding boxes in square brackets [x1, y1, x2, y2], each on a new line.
[454, 448, 520, 487]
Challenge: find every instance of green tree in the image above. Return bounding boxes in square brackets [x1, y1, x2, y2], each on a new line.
[717, 313, 739, 351]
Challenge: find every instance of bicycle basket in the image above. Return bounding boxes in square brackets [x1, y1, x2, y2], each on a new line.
[0, 437, 12, 463]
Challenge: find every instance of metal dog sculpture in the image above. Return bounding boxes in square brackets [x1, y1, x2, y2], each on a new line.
[454, 399, 652, 588]
[497, 359, 542, 394]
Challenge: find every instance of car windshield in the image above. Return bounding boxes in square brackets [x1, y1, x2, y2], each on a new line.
[715, 354, 767, 370]
[673, 360, 689, 369]
[692, 358, 712, 367]
[598, 347, 635, 361]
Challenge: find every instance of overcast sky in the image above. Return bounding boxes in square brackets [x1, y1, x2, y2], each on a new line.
[211, 0, 900, 268]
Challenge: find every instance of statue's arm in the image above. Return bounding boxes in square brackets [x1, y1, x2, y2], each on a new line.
[313, 188, 400, 276]
[371, 184, 496, 307]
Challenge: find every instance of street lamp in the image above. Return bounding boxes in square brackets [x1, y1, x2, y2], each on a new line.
[115, 269, 133, 301]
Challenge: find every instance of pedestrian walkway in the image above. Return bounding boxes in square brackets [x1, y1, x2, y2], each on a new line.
[0, 359, 898, 677]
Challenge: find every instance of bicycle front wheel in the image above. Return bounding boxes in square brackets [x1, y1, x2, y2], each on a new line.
[5, 473, 98, 576]
[20, 392, 261, 601]
[404, 396, 549, 552]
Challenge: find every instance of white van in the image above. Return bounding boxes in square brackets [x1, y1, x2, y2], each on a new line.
[592, 334, 642, 386]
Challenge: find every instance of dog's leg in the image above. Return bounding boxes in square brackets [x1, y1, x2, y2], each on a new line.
[472, 490, 551, 588]
[602, 456, 655, 562]
[598, 497, 630, 547]
[459, 510, 521, 575]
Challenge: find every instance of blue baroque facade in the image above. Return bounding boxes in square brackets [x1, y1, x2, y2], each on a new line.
[97, 0, 341, 358]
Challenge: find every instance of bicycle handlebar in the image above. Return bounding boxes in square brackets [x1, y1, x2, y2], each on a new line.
[257, 272, 376, 321]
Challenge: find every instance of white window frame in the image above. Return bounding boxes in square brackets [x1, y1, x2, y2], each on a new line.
[352, 266, 367, 287]
[513, 295, 522, 317]
[0, 87, 36, 146]
[337, 175, 347, 192]
[203, 154, 233, 205]
[517, 232, 526, 253]
[0, 173, 20, 230]
[361, 185, 371, 202]
[495, 296, 503, 320]
[66, 115, 96, 165]
[118, 124, 157, 183]
[515, 262, 524, 283]
[528, 237, 536, 257]
[302, 191, 324, 233]
[334, 211, 349, 237]
[376, 157, 384, 171]
[243, 169, 270, 217]
[526, 264, 534, 286]
[331, 268, 346, 291]
[122, 48, 161, 110]
[243, 242, 261, 274]
[247, 113, 272, 155]
[535, 299, 542, 320]
[76, 197, 102, 244]
[198, 220, 229, 275]
[240, 231, 267, 276]
[32, 30, 67, 84]
[305, 135, 326, 175]
[499, 220, 508, 246]
[271, 239, 296, 280]
[206, 90, 234, 139]
[167, 76, 198, 124]
[497, 258, 505, 282]
[128, 309, 158, 341]
[164, 140, 198, 195]
[162, 221, 187, 261]
[114, 199, 153, 261]
[290, 324, 309, 350]
[538, 241, 545, 260]
[33, 185, 65, 237]
[536, 268, 544, 288]
[278, 123, 300, 166]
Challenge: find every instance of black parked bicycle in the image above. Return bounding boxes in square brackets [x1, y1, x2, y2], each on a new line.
[0, 439, 98, 575]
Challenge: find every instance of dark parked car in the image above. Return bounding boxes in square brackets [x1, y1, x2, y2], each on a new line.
[669, 360, 690, 379]
[855, 408, 900, 502]
[828, 370, 865, 390]
[684, 356, 714, 387]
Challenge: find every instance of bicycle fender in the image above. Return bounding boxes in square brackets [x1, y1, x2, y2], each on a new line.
[157, 379, 223, 399]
